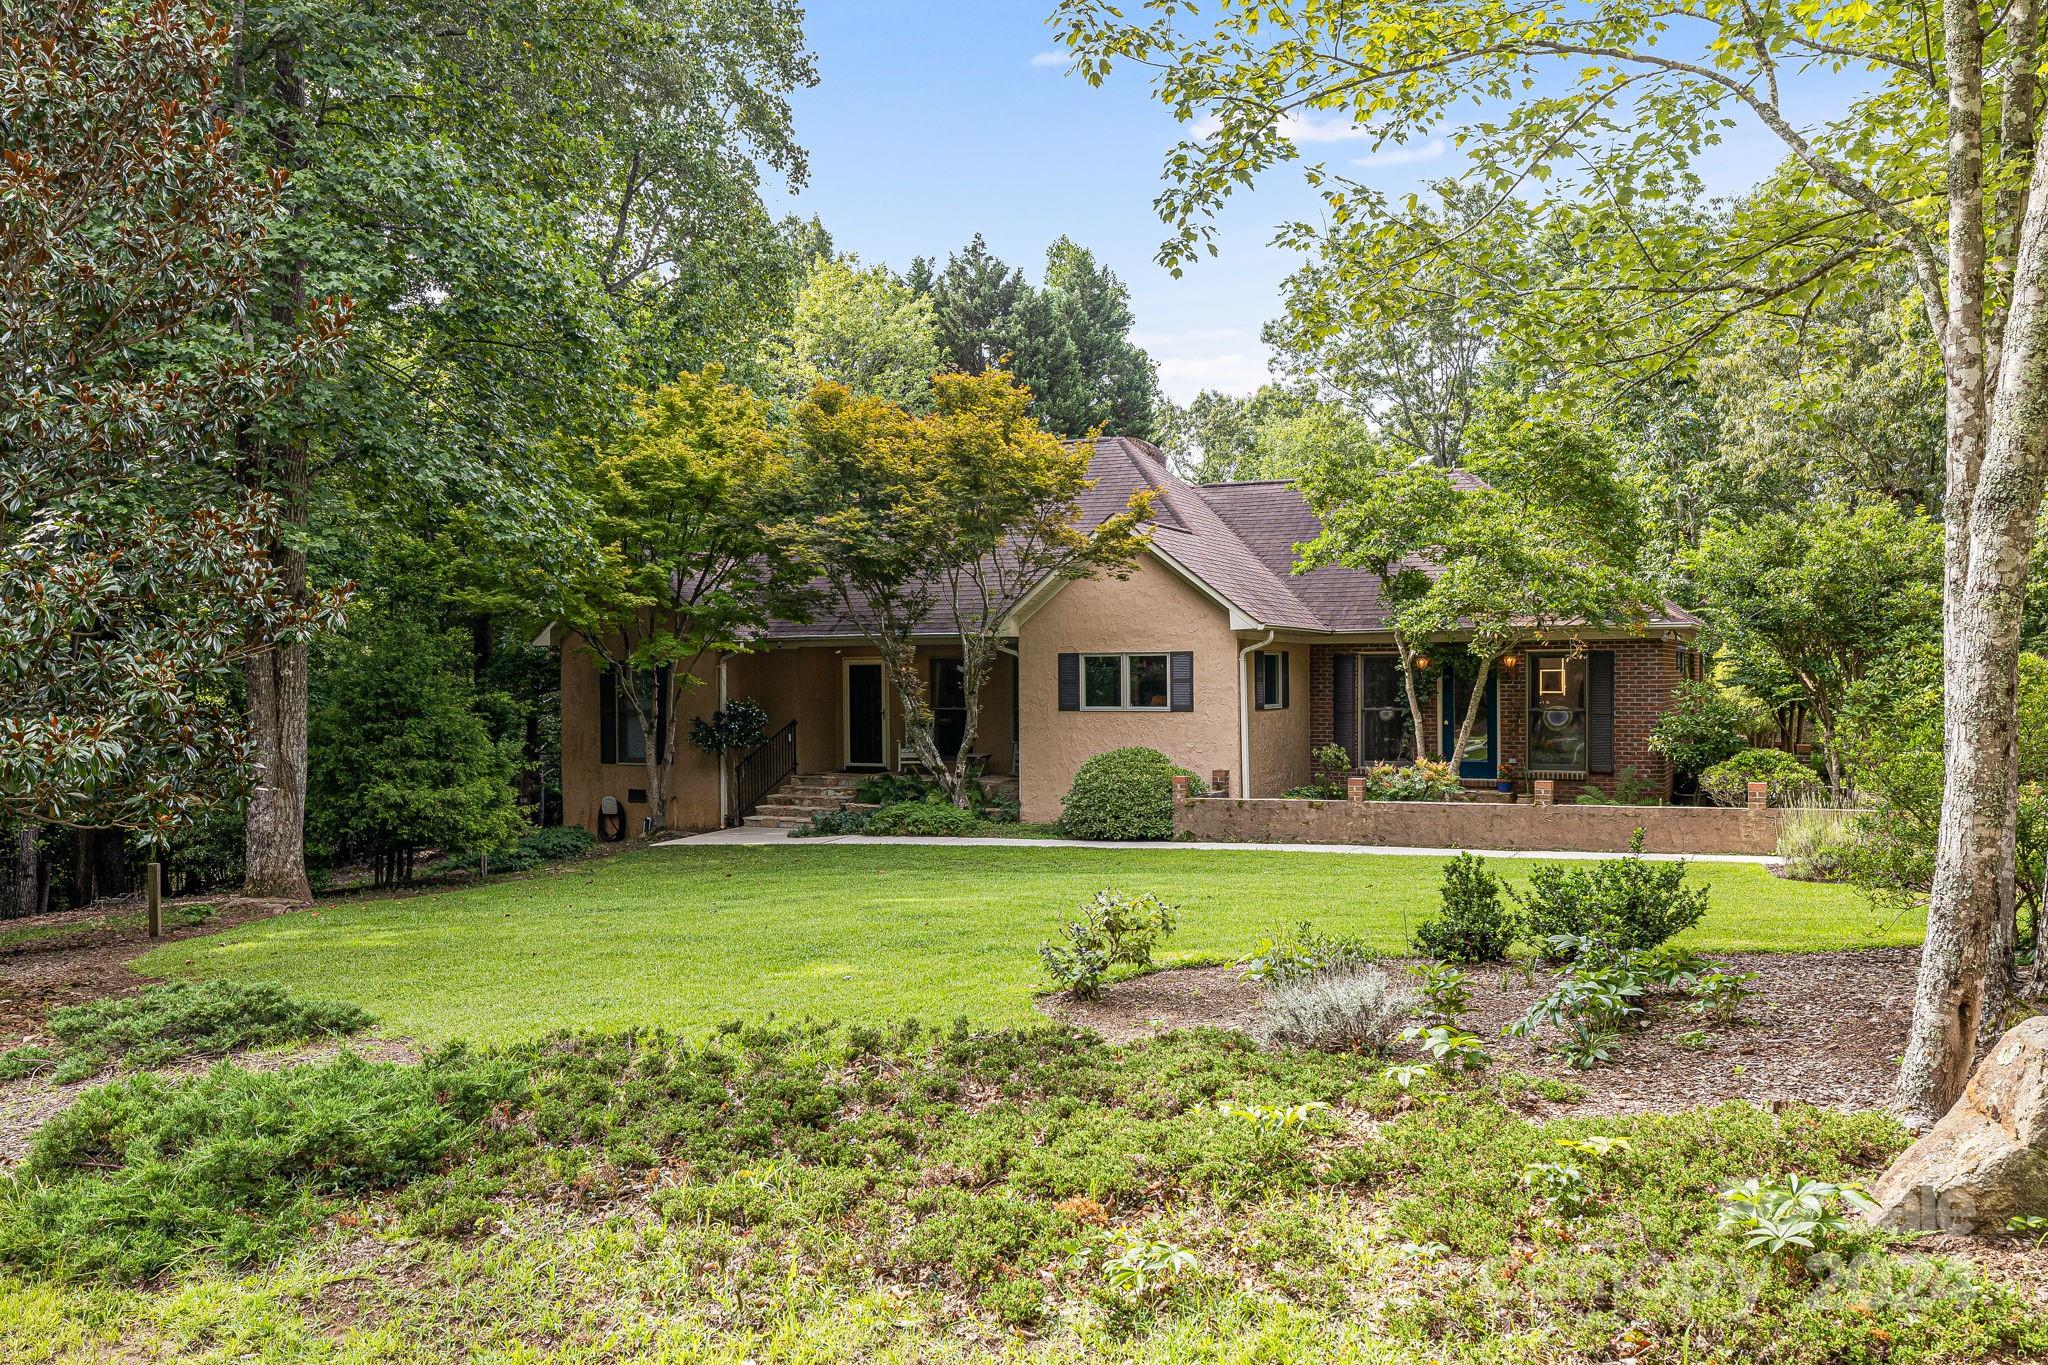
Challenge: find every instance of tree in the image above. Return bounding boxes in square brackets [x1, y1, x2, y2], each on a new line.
[306, 612, 523, 886]
[558, 368, 812, 831]
[794, 370, 1153, 806]
[1010, 238, 1160, 439]
[227, 0, 813, 900]
[911, 234, 1029, 376]
[762, 255, 941, 409]
[1056, 0, 2048, 1126]
[1, 0, 344, 851]
[1155, 383, 1372, 484]
[1689, 504, 1944, 790]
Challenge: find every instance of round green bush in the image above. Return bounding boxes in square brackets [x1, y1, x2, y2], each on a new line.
[1056, 747, 1192, 841]
[1700, 747, 1824, 806]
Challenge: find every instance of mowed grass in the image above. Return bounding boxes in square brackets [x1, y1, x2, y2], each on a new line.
[135, 844, 1917, 1044]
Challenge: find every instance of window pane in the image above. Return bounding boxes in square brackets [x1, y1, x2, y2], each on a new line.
[1128, 654, 1169, 708]
[931, 658, 966, 710]
[1083, 654, 1122, 708]
[619, 708, 647, 764]
[1528, 654, 1587, 770]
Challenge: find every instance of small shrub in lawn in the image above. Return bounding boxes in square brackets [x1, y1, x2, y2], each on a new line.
[1260, 964, 1411, 1053]
[792, 808, 872, 837]
[1056, 747, 1200, 841]
[0, 1049, 515, 1280]
[863, 801, 981, 837]
[27, 981, 371, 1082]
[1511, 832, 1709, 954]
[1237, 921, 1375, 985]
[1039, 889, 1178, 999]
[1411, 852, 1518, 962]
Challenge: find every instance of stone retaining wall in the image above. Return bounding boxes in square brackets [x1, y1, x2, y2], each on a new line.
[1171, 794, 1788, 856]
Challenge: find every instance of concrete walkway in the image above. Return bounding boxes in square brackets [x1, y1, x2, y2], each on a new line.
[654, 826, 1783, 864]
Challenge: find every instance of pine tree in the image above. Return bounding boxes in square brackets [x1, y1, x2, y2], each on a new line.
[1010, 238, 1159, 439]
[916, 235, 1028, 375]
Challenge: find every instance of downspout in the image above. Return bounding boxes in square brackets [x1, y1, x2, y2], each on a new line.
[1237, 631, 1275, 799]
[716, 654, 730, 828]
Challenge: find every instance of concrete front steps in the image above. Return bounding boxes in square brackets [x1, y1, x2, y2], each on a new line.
[741, 773, 866, 829]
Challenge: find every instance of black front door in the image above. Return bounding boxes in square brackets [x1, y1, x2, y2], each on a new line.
[847, 662, 885, 767]
[1359, 657, 1409, 762]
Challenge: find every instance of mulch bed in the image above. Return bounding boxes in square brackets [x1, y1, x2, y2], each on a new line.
[1041, 948, 1925, 1117]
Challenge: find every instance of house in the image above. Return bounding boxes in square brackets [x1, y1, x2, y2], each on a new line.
[556, 436, 1703, 834]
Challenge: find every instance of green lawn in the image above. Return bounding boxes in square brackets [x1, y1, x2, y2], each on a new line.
[136, 844, 1918, 1044]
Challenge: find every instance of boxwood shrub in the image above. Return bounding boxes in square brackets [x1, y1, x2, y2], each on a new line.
[1699, 747, 1824, 806]
[1056, 747, 1196, 841]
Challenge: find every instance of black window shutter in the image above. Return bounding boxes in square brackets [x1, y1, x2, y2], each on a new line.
[1169, 652, 1194, 712]
[1588, 650, 1615, 775]
[1332, 654, 1357, 764]
[1057, 653, 1080, 711]
[598, 668, 618, 765]
[1281, 651, 1291, 709]
[654, 665, 670, 764]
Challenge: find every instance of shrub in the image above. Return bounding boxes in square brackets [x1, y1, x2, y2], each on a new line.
[475, 824, 597, 874]
[1356, 759, 1461, 802]
[1410, 853, 1518, 962]
[1057, 748, 1186, 841]
[1717, 1176, 1878, 1267]
[864, 801, 981, 837]
[1699, 747, 1824, 807]
[1512, 833, 1709, 954]
[1039, 889, 1179, 999]
[1284, 744, 1355, 799]
[791, 808, 872, 837]
[688, 697, 768, 757]
[1236, 921, 1375, 986]
[854, 772, 939, 805]
[8, 982, 371, 1083]
[1408, 963, 1470, 1019]
[1648, 680, 1761, 778]
[0, 1050, 515, 1281]
[1775, 802, 1865, 881]
[1259, 964, 1410, 1053]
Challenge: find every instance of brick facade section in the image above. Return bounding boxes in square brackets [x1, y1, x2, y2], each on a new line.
[1306, 637, 1683, 800]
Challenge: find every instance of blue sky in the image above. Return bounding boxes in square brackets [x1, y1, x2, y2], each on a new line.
[772, 3, 1867, 405]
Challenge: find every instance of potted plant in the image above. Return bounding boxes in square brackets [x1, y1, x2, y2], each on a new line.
[1496, 756, 1521, 796]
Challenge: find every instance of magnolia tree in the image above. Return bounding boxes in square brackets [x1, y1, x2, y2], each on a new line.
[559, 367, 812, 831]
[0, 0, 345, 854]
[1057, 0, 2048, 1127]
[795, 370, 1152, 808]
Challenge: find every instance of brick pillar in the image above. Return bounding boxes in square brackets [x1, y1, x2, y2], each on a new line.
[1346, 775, 1367, 803]
[1211, 768, 1231, 798]
[1171, 774, 1190, 805]
[1746, 781, 1769, 810]
[1533, 779, 1555, 806]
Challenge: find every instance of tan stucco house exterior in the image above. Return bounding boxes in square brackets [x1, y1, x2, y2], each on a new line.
[556, 436, 1703, 834]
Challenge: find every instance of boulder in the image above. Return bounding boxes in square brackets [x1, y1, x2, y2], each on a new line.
[1867, 1016, 2048, 1233]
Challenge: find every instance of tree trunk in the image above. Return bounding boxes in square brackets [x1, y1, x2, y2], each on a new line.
[1448, 659, 1493, 776]
[1396, 635, 1431, 760]
[241, 40, 313, 903]
[1, 825, 38, 920]
[882, 639, 949, 791]
[1897, 98, 2048, 1122]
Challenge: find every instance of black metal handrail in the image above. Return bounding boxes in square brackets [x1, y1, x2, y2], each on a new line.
[732, 721, 797, 824]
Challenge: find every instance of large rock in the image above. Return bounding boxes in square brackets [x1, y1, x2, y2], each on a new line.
[1867, 1016, 2048, 1233]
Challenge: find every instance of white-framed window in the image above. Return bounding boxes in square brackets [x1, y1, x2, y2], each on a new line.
[1255, 650, 1289, 710]
[1081, 652, 1171, 710]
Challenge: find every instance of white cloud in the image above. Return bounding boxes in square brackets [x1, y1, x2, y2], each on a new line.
[1189, 112, 1370, 144]
[1155, 352, 1272, 403]
[1027, 50, 1066, 69]
[1351, 137, 1447, 169]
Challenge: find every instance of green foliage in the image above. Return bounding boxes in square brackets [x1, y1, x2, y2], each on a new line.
[1717, 1176, 1879, 1266]
[1512, 836, 1710, 954]
[1260, 965, 1410, 1053]
[8, 982, 370, 1084]
[1008, 237, 1159, 440]
[474, 825, 596, 875]
[791, 809, 873, 838]
[1158, 383, 1370, 484]
[1039, 889, 1178, 999]
[1236, 921, 1376, 986]
[763, 255, 941, 410]
[1700, 748, 1825, 807]
[307, 611, 524, 877]
[1399, 1024, 1490, 1072]
[1411, 852, 1518, 961]
[1057, 747, 1183, 840]
[1520, 1160, 1594, 1218]
[0, 1050, 514, 1281]
[854, 772, 938, 805]
[863, 802, 981, 837]
[1650, 680, 1768, 779]
[1354, 759, 1462, 802]
[1408, 963, 1470, 1019]
[688, 698, 768, 757]
[0, 0, 344, 837]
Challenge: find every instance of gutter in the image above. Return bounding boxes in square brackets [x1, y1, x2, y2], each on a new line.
[1237, 630, 1276, 799]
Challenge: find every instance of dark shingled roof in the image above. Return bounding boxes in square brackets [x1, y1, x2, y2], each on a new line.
[760, 435, 1700, 639]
